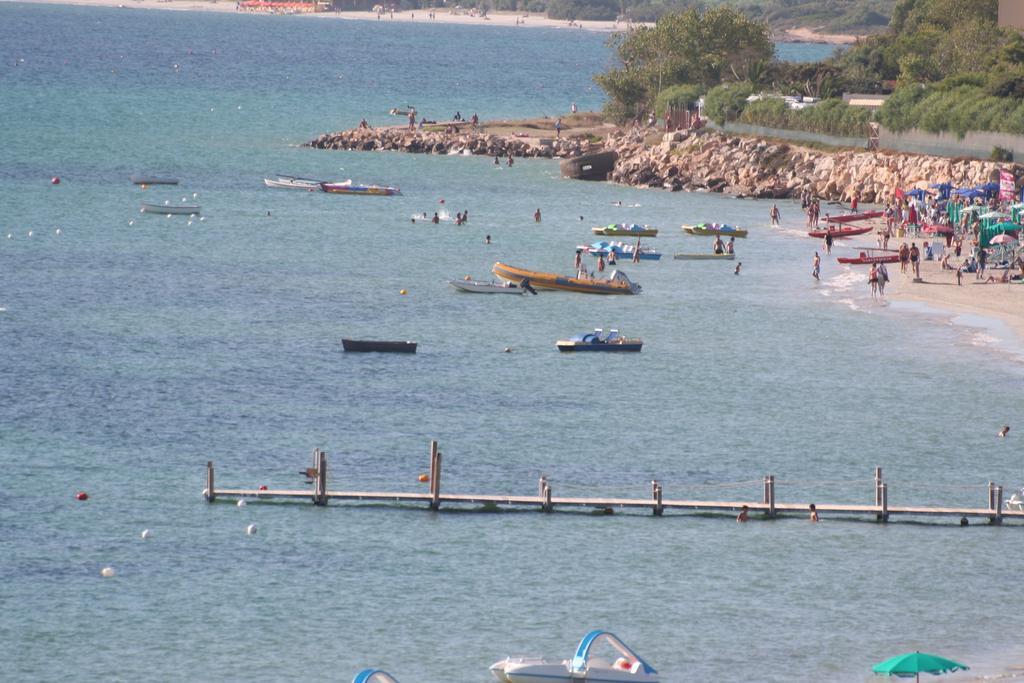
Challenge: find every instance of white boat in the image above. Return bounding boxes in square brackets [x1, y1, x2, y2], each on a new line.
[448, 279, 533, 294]
[1005, 487, 1024, 511]
[264, 175, 324, 191]
[140, 201, 201, 215]
[491, 631, 658, 683]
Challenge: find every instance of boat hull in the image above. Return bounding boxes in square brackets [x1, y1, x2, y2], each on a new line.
[131, 175, 178, 185]
[321, 182, 400, 196]
[491, 661, 658, 683]
[557, 341, 642, 352]
[492, 262, 639, 295]
[342, 339, 417, 353]
[827, 211, 883, 224]
[673, 253, 735, 260]
[448, 280, 527, 294]
[681, 225, 748, 238]
[264, 177, 323, 190]
[836, 252, 900, 265]
[807, 226, 872, 238]
[140, 202, 201, 215]
[592, 227, 658, 237]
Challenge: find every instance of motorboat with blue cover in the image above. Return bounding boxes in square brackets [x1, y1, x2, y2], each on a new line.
[580, 241, 661, 261]
[490, 630, 658, 682]
[556, 329, 642, 352]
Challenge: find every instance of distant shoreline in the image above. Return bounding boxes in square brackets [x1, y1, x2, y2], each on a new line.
[6, 0, 863, 44]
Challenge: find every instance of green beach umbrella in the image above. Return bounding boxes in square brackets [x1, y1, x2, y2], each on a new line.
[873, 651, 968, 682]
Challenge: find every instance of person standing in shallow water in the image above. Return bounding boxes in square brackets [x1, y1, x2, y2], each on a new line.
[534, 208, 541, 223]
[812, 251, 820, 280]
[809, 504, 820, 522]
[770, 204, 780, 226]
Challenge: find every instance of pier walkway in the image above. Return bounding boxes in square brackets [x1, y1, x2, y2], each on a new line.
[203, 442, 1024, 525]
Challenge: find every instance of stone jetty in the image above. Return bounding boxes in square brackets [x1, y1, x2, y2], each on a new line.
[306, 126, 592, 158]
[307, 123, 1022, 203]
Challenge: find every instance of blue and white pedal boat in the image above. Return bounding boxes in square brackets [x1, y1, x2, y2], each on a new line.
[556, 329, 642, 352]
[490, 630, 658, 683]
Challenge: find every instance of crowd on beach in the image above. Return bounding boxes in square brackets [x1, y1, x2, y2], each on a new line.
[802, 186, 1024, 297]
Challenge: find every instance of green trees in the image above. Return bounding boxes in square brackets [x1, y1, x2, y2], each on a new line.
[594, 7, 772, 120]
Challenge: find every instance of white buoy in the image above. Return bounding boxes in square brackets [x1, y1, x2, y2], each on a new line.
[246, 523, 257, 535]
[199, 217, 206, 222]
[140, 529, 151, 539]
[237, 498, 247, 507]
[181, 197, 187, 202]
[164, 200, 170, 205]
[27, 231, 33, 237]
[101, 567, 116, 578]
[187, 221, 193, 226]
[55, 228, 62, 235]
[192, 193, 197, 199]
[139, 208, 145, 214]
[128, 220, 134, 226]
[6, 234, 11, 239]
[166, 214, 172, 218]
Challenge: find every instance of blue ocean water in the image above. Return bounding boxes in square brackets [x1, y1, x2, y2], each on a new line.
[1, 4, 1022, 682]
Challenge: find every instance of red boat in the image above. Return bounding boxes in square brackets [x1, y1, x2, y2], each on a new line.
[807, 225, 874, 239]
[837, 249, 900, 265]
[825, 211, 884, 224]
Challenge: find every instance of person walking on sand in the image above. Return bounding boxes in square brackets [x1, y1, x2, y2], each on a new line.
[555, 117, 562, 138]
[909, 242, 920, 279]
[770, 203, 780, 226]
[812, 251, 820, 280]
[977, 245, 988, 280]
[898, 242, 909, 273]
[571, 102, 578, 114]
[534, 208, 541, 223]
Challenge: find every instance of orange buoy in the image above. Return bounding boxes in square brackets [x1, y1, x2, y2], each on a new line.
[51, 177, 61, 185]
[75, 491, 89, 501]
[418, 474, 430, 483]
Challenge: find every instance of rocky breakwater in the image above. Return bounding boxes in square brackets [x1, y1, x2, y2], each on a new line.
[306, 126, 592, 159]
[606, 129, 1022, 202]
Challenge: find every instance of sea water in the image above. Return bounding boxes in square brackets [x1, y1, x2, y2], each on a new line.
[1, 5, 1022, 682]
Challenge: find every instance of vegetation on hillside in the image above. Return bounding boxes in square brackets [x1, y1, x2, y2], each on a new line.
[333, 1, 896, 34]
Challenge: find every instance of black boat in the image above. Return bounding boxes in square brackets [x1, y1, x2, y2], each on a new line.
[342, 338, 417, 353]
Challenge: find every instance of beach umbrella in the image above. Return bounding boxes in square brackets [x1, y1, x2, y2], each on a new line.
[872, 651, 968, 682]
[904, 188, 931, 199]
[990, 233, 1017, 245]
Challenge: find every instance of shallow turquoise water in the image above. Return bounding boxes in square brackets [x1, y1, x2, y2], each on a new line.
[1, 5, 1023, 682]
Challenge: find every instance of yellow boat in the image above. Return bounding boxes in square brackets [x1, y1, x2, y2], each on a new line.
[492, 262, 641, 295]
[682, 223, 748, 238]
[591, 223, 658, 237]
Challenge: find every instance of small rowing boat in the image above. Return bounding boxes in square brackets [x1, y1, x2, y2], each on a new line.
[321, 180, 400, 196]
[448, 279, 533, 294]
[493, 262, 641, 295]
[130, 174, 179, 185]
[807, 226, 873, 239]
[342, 339, 417, 353]
[556, 329, 642, 352]
[140, 201, 201, 215]
[673, 252, 735, 260]
[826, 210, 883, 224]
[837, 249, 900, 265]
[591, 223, 658, 237]
[682, 223, 748, 238]
[264, 175, 324, 190]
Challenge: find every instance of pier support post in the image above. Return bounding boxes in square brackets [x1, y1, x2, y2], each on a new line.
[313, 450, 328, 506]
[994, 485, 1004, 525]
[538, 476, 548, 499]
[874, 467, 883, 506]
[429, 441, 442, 511]
[652, 480, 663, 517]
[205, 461, 215, 502]
[542, 481, 552, 513]
[988, 481, 995, 511]
[767, 474, 776, 518]
[878, 483, 889, 522]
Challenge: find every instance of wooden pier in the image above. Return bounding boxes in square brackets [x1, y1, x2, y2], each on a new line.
[203, 441, 1024, 525]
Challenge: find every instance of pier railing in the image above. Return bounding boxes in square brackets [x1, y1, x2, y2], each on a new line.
[203, 441, 1020, 525]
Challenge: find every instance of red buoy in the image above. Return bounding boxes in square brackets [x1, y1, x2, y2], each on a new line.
[258, 484, 268, 491]
[51, 177, 61, 185]
[75, 491, 88, 501]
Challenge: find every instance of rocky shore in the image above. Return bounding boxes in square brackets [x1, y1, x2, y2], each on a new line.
[306, 126, 592, 159]
[307, 124, 1022, 203]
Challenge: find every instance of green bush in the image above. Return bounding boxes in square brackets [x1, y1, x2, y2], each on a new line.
[738, 97, 871, 137]
[704, 82, 754, 125]
[992, 146, 1014, 162]
[654, 84, 701, 117]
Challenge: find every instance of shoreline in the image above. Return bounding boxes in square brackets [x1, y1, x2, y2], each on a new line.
[7, 0, 862, 43]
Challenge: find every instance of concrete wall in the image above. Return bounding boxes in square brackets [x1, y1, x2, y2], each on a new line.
[878, 127, 1024, 160]
[714, 121, 867, 149]
[713, 120, 1024, 161]
[999, 0, 1024, 29]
